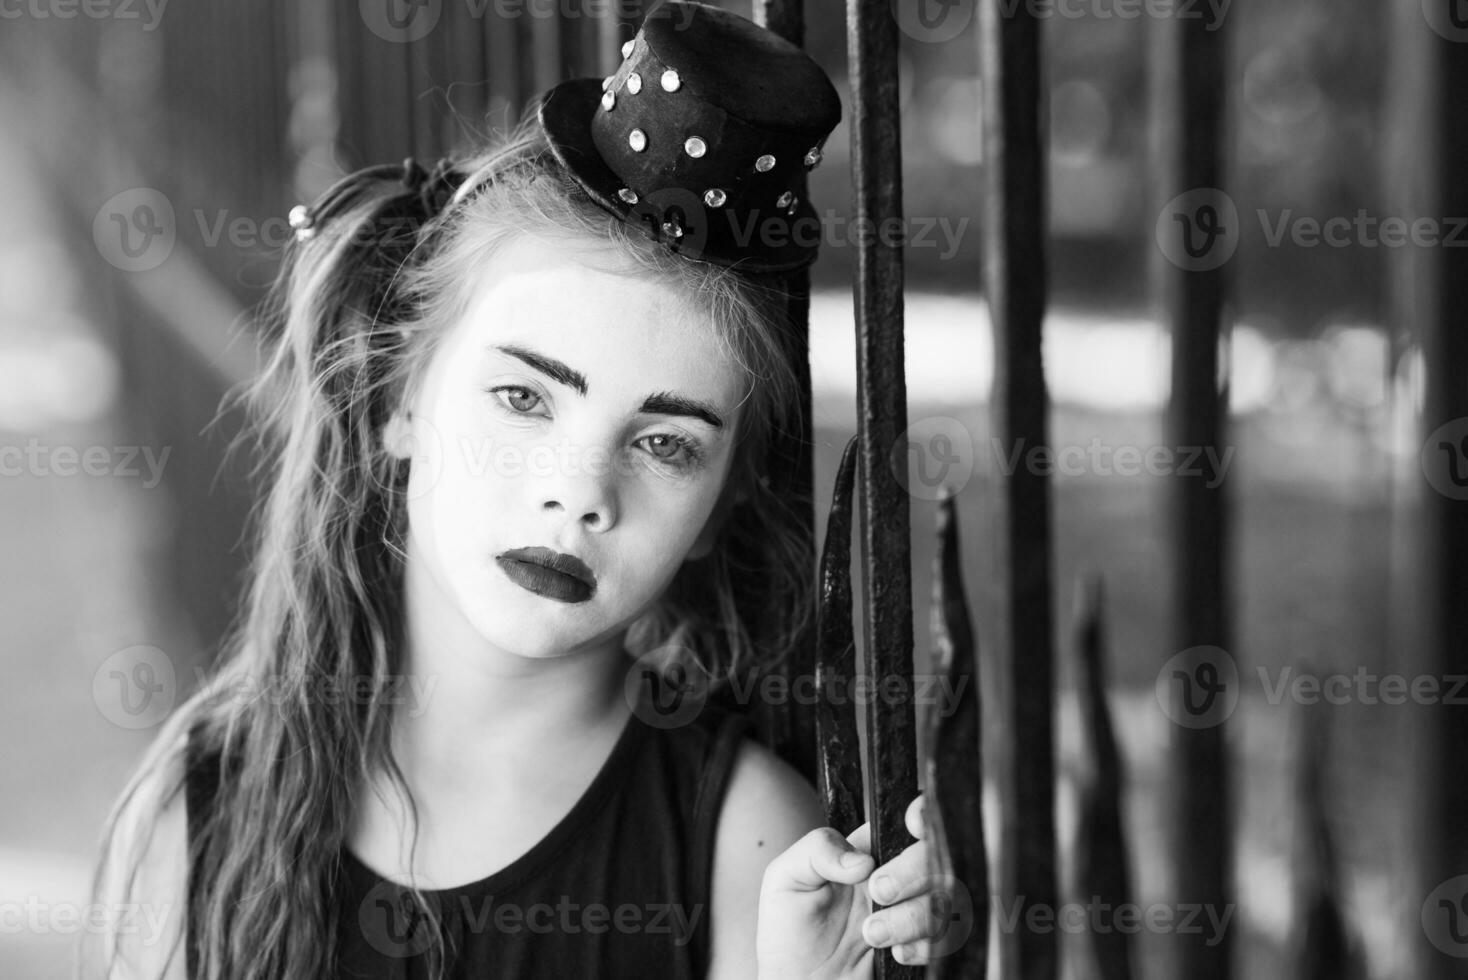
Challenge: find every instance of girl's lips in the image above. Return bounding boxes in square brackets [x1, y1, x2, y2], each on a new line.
[494, 547, 596, 604]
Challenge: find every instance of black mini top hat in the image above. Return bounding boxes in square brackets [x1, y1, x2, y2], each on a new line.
[538, 0, 842, 273]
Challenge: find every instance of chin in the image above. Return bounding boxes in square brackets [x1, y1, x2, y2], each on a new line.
[460, 594, 607, 659]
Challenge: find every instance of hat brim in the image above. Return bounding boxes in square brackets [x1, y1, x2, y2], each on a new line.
[538, 78, 822, 274]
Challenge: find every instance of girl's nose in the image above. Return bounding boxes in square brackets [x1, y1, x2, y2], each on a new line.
[539, 463, 618, 532]
[542, 494, 616, 531]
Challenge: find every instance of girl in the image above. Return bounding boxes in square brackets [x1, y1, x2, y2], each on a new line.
[90, 3, 947, 977]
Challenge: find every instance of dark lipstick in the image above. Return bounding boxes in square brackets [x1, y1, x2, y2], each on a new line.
[494, 547, 596, 603]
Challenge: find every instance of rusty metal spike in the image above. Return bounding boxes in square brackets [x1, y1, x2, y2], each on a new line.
[923, 489, 989, 980]
[1073, 574, 1135, 980]
[815, 436, 863, 836]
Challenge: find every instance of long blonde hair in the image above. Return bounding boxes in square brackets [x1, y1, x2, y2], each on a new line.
[89, 117, 814, 980]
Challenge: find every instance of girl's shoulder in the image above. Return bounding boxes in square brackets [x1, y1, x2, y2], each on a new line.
[716, 732, 824, 859]
[702, 719, 826, 979]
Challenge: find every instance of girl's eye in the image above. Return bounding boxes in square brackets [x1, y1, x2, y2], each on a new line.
[488, 385, 545, 415]
[638, 433, 703, 469]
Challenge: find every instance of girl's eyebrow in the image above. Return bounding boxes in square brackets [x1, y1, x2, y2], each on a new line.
[494, 343, 587, 394]
[641, 392, 725, 430]
[490, 344, 726, 429]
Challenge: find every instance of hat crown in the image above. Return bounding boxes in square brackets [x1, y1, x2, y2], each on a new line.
[638, 1, 841, 136]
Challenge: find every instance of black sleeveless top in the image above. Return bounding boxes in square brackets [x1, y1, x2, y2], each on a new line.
[185, 703, 751, 979]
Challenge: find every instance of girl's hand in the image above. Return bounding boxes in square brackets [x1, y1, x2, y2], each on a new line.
[755, 794, 946, 978]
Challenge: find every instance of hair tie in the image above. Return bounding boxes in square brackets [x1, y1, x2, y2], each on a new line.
[287, 157, 468, 244]
[287, 162, 399, 243]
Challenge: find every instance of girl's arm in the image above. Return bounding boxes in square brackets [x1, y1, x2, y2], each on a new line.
[87, 745, 190, 980]
[705, 739, 826, 980]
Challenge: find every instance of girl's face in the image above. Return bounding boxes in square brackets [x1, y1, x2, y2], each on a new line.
[388, 233, 746, 661]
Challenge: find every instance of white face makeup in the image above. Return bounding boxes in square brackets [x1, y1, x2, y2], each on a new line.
[388, 233, 745, 662]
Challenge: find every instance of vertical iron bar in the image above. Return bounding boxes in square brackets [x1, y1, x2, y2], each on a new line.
[754, 0, 804, 45]
[1073, 576, 1134, 980]
[816, 438, 864, 836]
[1149, 8, 1232, 980]
[924, 491, 988, 979]
[846, 3, 918, 979]
[1427, 20, 1468, 980]
[1390, 5, 1468, 979]
[978, 0, 1056, 977]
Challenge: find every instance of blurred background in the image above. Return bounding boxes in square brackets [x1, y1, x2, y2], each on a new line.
[0, 1, 1461, 978]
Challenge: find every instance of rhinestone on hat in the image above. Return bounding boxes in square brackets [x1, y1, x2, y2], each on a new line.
[602, 76, 615, 91]
[621, 40, 635, 59]
[755, 154, 776, 173]
[704, 188, 727, 208]
[804, 146, 823, 168]
[629, 128, 648, 152]
[627, 72, 642, 94]
[662, 216, 685, 240]
[661, 69, 681, 92]
[601, 90, 616, 111]
[684, 137, 707, 158]
[618, 187, 639, 205]
[776, 190, 795, 209]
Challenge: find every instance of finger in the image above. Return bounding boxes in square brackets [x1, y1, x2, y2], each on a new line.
[905, 794, 927, 840]
[892, 940, 931, 966]
[866, 841, 934, 907]
[763, 827, 875, 895]
[862, 893, 944, 950]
